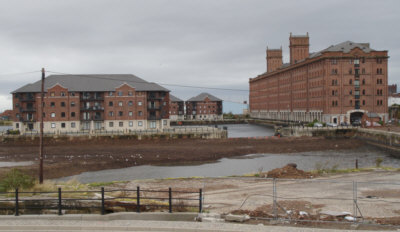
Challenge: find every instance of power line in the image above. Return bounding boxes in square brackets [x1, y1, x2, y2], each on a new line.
[46, 70, 249, 92]
[0, 70, 41, 77]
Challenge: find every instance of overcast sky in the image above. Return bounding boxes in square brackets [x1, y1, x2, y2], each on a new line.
[0, 0, 399, 112]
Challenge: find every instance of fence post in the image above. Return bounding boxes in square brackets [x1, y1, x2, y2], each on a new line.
[353, 181, 358, 222]
[199, 188, 203, 213]
[272, 178, 277, 220]
[58, 188, 62, 215]
[101, 187, 105, 215]
[136, 186, 140, 213]
[15, 188, 19, 216]
[168, 187, 172, 213]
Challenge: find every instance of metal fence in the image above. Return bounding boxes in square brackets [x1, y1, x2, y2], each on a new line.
[195, 177, 400, 228]
[0, 187, 202, 216]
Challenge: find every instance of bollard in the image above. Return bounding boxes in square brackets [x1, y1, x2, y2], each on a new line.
[355, 159, 358, 169]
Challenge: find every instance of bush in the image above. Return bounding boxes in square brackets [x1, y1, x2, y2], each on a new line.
[375, 157, 383, 167]
[0, 169, 35, 192]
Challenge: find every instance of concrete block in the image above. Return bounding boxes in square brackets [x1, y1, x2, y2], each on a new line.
[224, 214, 250, 222]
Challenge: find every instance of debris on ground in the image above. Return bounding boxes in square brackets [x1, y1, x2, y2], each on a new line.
[225, 214, 250, 222]
[265, 163, 313, 179]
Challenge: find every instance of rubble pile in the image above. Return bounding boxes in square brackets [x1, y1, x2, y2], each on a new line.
[266, 163, 313, 179]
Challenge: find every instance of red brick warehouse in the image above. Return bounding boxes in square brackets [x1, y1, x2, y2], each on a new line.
[249, 33, 388, 124]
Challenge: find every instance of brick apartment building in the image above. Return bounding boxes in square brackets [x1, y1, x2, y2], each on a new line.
[11, 74, 170, 133]
[249, 33, 388, 124]
[169, 94, 184, 121]
[185, 93, 223, 120]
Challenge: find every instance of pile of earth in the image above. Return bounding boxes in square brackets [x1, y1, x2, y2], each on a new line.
[265, 163, 313, 179]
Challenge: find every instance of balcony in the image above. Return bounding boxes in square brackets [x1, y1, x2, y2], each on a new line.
[19, 97, 35, 102]
[80, 96, 104, 101]
[147, 105, 162, 110]
[148, 115, 161, 120]
[355, 105, 360, 110]
[81, 116, 104, 121]
[354, 64, 360, 68]
[19, 107, 36, 112]
[19, 118, 36, 122]
[80, 106, 105, 111]
[355, 95, 360, 99]
[147, 95, 163, 100]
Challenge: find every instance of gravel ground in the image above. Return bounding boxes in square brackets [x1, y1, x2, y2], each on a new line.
[125, 171, 400, 218]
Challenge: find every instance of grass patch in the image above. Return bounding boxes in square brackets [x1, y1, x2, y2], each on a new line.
[88, 181, 127, 188]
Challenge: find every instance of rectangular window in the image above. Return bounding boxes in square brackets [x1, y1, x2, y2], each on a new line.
[50, 92, 55, 97]
[61, 123, 66, 128]
[61, 92, 65, 96]
[354, 59, 360, 65]
[138, 111, 142, 116]
[118, 91, 123, 96]
[71, 101, 75, 107]
[119, 111, 123, 116]
[128, 91, 133, 96]
[109, 91, 114, 96]
[109, 122, 114, 127]
[109, 111, 114, 117]
[71, 122, 76, 128]
[51, 123, 56, 128]
[16, 123, 19, 129]
[150, 121, 156, 129]
[70, 92, 75, 96]
[119, 122, 123, 127]
[138, 101, 142, 106]
[109, 101, 113, 106]
[128, 101, 133, 106]
[71, 112, 75, 117]
[119, 101, 123, 106]
[50, 102, 55, 107]
[60, 102, 66, 107]
[138, 121, 143, 126]
[129, 121, 133, 127]
[129, 111, 133, 116]
[51, 112, 56, 118]
[61, 112, 66, 118]
[163, 120, 167, 126]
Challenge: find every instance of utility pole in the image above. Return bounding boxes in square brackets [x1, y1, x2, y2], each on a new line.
[39, 68, 45, 184]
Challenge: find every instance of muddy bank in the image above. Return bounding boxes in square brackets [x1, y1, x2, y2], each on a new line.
[0, 137, 364, 179]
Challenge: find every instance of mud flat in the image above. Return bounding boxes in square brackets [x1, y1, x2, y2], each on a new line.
[0, 137, 364, 179]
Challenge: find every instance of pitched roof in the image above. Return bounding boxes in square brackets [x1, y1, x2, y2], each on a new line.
[170, 94, 183, 102]
[309, 41, 375, 59]
[187, 92, 222, 102]
[12, 74, 169, 93]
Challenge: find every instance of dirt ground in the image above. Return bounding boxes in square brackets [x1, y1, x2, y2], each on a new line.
[121, 171, 400, 221]
[0, 137, 363, 179]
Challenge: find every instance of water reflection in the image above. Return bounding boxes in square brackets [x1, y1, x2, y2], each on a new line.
[57, 146, 396, 183]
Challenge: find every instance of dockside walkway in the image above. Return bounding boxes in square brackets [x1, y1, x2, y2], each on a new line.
[0, 213, 396, 232]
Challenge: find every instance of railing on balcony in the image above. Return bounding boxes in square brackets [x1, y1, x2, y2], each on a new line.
[81, 116, 104, 121]
[19, 118, 35, 122]
[80, 106, 105, 111]
[19, 107, 36, 112]
[147, 105, 162, 110]
[19, 97, 35, 102]
[355, 95, 360, 99]
[147, 115, 161, 120]
[80, 96, 104, 101]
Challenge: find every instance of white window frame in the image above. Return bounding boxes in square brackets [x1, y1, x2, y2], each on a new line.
[51, 123, 56, 128]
